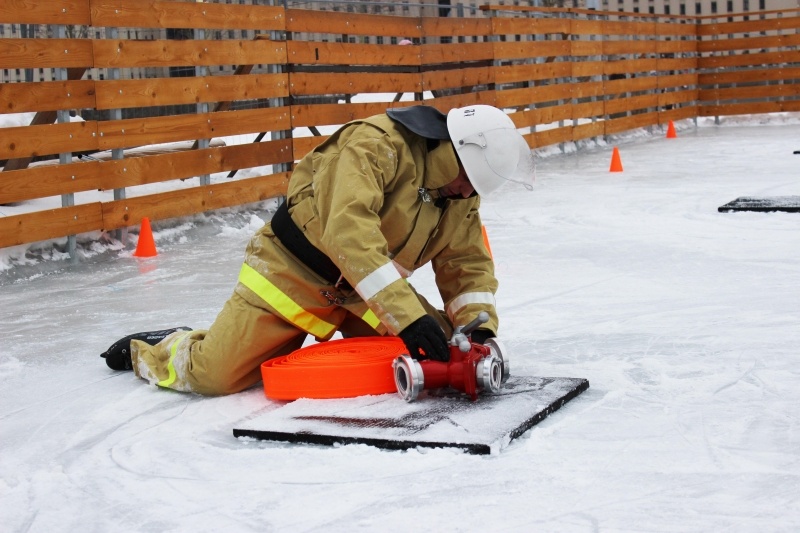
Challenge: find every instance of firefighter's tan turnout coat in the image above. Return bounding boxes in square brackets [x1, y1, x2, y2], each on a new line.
[132, 113, 499, 395]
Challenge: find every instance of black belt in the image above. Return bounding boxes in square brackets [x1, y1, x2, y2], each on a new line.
[271, 201, 351, 290]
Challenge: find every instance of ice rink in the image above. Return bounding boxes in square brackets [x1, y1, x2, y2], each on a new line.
[2, 117, 799, 532]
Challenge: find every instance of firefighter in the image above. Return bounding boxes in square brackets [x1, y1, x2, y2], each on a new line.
[101, 105, 535, 395]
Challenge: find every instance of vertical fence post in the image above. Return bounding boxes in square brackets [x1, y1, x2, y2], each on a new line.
[588, 8, 601, 143]
[55, 24, 77, 259]
[195, 1, 211, 186]
[559, 9, 571, 154]
[107, 26, 127, 243]
[272, 0, 290, 178]
[486, 5, 498, 109]
[710, 16, 721, 125]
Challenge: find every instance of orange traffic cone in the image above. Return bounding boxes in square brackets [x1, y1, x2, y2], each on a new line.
[609, 146, 623, 172]
[481, 225, 493, 260]
[666, 120, 677, 139]
[133, 217, 158, 257]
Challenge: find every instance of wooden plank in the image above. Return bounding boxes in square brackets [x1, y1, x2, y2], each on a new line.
[698, 50, 791, 69]
[422, 66, 492, 92]
[285, 8, 420, 37]
[0, 39, 93, 69]
[603, 40, 659, 55]
[94, 73, 288, 110]
[570, 19, 605, 36]
[0, 0, 90, 25]
[656, 21, 697, 37]
[658, 72, 698, 89]
[0, 79, 95, 115]
[605, 111, 659, 134]
[287, 41, 421, 67]
[656, 57, 698, 72]
[572, 100, 605, 120]
[699, 83, 799, 102]
[0, 203, 103, 249]
[287, 72, 421, 97]
[519, 103, 572, 126]
[0, 160, 100, 204]
[698, 33, 800, 53]
[101, 173, 290, 231]
[495, 84, 571, 108]
[699, 101, 788, 116]
[2, 68, 89, 172]
[92, 39, 287, 69]
[572, 80, 605, 99]
[572, 60, 606, 77]
[289, 102, 409, 128]
[697, 15, 800, 37]
[698, 66, 800, 85]
[532, 126, 573, 147]
[601, 20, 657, 37]
[97, 140, 292, 190]
[656, 39, 698, 54]
[658, 89, 698, 107]
[604, 58, 660, 76]
[570, 40, 604, 57]
[90, 0, 285, 31]
[659, 105, 698, 123]
[0, 121, 98, 161]
[605, 76, 659, 94]
[421, 42, 494, 64]
[494, 40, 570, 61]
[573, 120, 605, 142]
[494, 62, 571, 84]
[492, 17, 571, 36]
[95, 107, 291, 151]
[605, 93, 659, 115]
[421, 16, 492, 38]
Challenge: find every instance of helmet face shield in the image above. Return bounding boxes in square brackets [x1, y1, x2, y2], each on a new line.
[457, 127, 535, 195]
[448, 105, 535, 197]
[480, 128, 535, 191]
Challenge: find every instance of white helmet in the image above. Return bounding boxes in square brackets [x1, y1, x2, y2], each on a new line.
[446, 105, 535, 197]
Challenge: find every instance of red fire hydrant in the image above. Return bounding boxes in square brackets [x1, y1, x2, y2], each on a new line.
[392, 312, 510, 401]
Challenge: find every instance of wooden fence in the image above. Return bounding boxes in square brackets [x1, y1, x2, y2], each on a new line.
[1, 0, 798, 251]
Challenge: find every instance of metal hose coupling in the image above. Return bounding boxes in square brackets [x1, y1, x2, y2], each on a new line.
[393, 313, 510, 402]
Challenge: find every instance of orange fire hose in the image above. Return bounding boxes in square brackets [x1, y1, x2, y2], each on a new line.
[261, 337, 408, 400]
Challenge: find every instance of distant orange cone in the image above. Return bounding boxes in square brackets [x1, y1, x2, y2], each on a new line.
[666, 120, 677, 139]
[133, 217, 158, 257]
[609, 146, 623, 172]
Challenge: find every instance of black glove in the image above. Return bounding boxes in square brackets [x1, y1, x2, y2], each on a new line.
[398, 315, 450, 362]
[470, 328, 496, 345]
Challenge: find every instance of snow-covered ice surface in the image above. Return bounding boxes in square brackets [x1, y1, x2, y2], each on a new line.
[2, 118, 800, 532]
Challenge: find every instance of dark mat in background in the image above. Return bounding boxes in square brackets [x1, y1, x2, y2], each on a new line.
[234, 376, 590, 455]
[718, 196, 800, 213]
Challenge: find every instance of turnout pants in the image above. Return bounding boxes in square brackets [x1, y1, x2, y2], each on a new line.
[131, 222, 451, 396]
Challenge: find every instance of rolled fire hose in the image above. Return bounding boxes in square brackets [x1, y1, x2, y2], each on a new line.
[261, 337, 406, 400]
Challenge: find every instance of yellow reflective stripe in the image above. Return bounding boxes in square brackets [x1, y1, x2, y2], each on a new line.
[157, 332, 190, 388]
[362, 309, 381, 330]
[238, 263, 336, 338]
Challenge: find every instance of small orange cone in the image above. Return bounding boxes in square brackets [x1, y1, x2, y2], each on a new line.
[481, 225, 493, 260]
[609, 146, 623, 172]
[133, 217, 158, 257]
[666, 120, 677, 139]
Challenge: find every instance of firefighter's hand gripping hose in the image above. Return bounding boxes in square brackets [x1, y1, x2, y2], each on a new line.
[392, 312, 510, 402]
[398, 315, 450, 362]
[261, 313, 510, 402]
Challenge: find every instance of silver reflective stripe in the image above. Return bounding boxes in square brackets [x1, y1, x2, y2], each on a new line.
[354, 261, 402, 302]
[446, 291, 496, 318]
